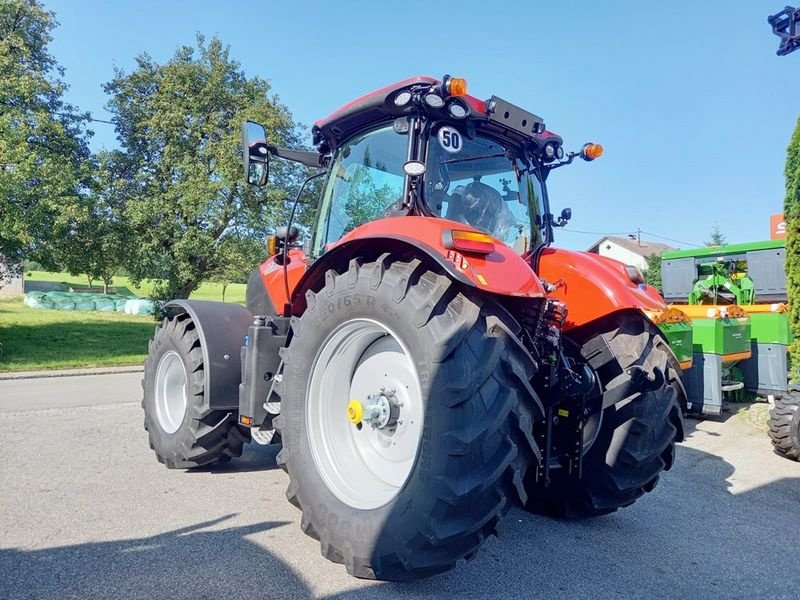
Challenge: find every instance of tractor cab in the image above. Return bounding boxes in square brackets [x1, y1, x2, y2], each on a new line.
[244, 76, 603, 265]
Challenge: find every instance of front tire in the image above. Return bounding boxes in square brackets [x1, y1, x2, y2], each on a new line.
[768, 394, 800, 461]
[142, 313, 248, 468]
[525, 313, 685, 517]
[274, 256, 539, 580]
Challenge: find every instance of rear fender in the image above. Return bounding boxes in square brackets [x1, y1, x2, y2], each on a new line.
[164, 300, 253, 410]
[290, 216, 546, 314]
[537, 248, 666, 330]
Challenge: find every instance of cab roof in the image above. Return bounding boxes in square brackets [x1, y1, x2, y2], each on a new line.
[311, 76, 562, 154]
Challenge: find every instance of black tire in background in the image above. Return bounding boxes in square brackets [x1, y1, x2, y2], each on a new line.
[525, 313, 685, 518]
[768, 394, 800, 461]
[274, 256, 540, 580]
[142, 313, 249, 469]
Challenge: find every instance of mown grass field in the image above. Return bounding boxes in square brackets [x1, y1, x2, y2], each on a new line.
[0, 298, 154, 372]
[25, 271, 247, 304]
[0, 272, 248, 372]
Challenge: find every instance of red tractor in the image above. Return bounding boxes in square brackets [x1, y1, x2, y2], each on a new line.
[142, 76, 686, 580]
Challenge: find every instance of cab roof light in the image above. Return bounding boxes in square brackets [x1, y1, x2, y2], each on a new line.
[444, 229, 495, 254]
[444, 75, 468, 97]
[448, 77, 468, 97]
[581, 143, 604, 161]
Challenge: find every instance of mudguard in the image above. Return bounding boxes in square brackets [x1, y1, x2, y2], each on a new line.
[537, 248, 666, 330]
[287, 216, 546, 314]
[164, 300, 253, 410]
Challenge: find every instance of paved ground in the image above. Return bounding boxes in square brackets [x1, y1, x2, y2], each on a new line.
[1, 374, 798, 600]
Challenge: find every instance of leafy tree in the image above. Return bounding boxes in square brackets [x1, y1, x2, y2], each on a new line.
[103, 34, 303, 300]
[644, 252, 663, 293]
[705, 225, 726, 247]
[784, 116, 800, 374]
[208, 234, 265, 302]
[0, 0, 91, 284]
[54, 152, 133, 292]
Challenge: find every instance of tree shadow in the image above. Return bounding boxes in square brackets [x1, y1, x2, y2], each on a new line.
[0, 515, 306, 600]
[3, 427, 797, 598]
[23, 281, 66, 293]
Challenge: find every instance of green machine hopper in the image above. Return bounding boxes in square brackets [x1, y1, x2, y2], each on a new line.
[661, 239, 789, 414]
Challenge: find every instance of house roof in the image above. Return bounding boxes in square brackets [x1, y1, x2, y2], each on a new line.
[588, 236, 674, 258]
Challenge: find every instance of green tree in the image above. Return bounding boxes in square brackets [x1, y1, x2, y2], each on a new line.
[644, 252, 663, 294]
[54, 152, 133, 292]
[784, 116, 800, 373]
[0, 0, 92, 283]
[208, 234, 265, 302]
[705, 224, 726, 247]
[103, 34, 302, 300]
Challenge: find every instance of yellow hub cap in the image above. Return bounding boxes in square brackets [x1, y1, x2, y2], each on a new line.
[346, 399, 364, 425]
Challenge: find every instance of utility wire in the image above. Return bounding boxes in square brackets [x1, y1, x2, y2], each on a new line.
[562, 227, 704, 248]
[638, 230, 704, 249]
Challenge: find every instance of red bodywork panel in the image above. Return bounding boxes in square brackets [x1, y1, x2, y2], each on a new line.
[537, 248, 666, 330]
[314, 76, 489, 130]
[335, 217, 546, 298]
[258, 216, 546, 313]
[259, 249, 308, 311]
[315, 77, 437, 128]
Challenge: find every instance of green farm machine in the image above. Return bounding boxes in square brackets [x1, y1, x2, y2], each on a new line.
[661, 239, 798, 460]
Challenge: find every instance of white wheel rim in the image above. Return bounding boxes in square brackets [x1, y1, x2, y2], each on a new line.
[154, 351, 188, 434]
[306, 319, 423, 510]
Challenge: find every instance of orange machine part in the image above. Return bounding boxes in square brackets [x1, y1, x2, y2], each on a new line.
[538, 248, 666, 330]
[259, 248, 308, 311]
[334, 216, 546, 298]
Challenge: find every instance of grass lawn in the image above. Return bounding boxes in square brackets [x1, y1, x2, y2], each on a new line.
[25, 271, 247, 304]
[0, 297, 154, 372]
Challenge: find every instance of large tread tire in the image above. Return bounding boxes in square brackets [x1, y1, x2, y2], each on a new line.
[768, 394, 800, 461]
[142, 313, 249, 469]
[525, 314, 684, 518]
[274, 256, 541, 581]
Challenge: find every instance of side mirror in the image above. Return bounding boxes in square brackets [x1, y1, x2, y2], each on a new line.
[242, 121, 270, 187]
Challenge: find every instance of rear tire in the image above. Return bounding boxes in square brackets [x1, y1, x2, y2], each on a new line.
[525, 313, 684, 518]
[142, 313, 248, 469]
[274, 256, 540, 580]
[768, 394, 800, 461]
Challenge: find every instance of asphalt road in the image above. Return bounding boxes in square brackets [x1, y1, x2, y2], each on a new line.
[1, 374, 798, 600]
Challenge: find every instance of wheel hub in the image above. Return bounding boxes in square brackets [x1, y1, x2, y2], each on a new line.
[347, 390, 401, 430]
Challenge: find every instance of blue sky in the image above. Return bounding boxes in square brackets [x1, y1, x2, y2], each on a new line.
[45, 1, 800, 250]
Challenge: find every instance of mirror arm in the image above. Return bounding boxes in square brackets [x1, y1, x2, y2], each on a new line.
[271, 147, 325, 168]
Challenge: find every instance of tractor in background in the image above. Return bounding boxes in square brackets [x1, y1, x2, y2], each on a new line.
[141, 76, 685, 580]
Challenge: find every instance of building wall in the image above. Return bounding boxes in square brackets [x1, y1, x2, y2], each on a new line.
[0, 269, 24, 296]
[595, 240, 649, 270]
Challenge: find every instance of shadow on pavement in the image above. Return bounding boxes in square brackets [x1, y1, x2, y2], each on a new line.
[0, 515, 307, 600]
[189, 443, 281, 475]
[325, 443, 799, 599]
[2, 444, 797, 599]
